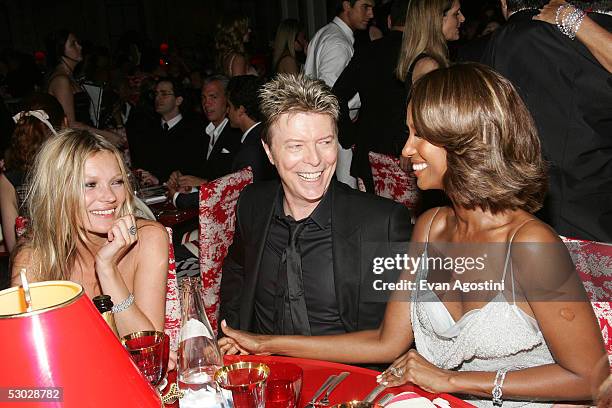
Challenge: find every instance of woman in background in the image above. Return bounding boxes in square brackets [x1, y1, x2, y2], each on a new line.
[272, 19, 308, 75]
[46, 30, 124, 147]
[0, 93, 66, 252]
[11, 129, 168, 337]
[396, 0, 464, 84]
[214, 14, 257, 77]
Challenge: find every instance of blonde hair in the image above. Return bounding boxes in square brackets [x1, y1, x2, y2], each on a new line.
[258, 73, 339, 145]
[272, 19, 300, 72]
[396, 0, 453, 82]
[410, 63, 547, 213]
[214, 14, 249, 73]
[18, 129, 135, 281]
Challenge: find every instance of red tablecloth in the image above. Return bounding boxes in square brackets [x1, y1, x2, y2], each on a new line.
[163, 355, 474, 407]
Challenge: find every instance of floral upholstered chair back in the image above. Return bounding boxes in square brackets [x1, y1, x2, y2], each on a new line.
[198, 167, 253, 335]
[369, 152, 419, 210]
[164, 227, 181, 351]
[562, 236, 612, 365]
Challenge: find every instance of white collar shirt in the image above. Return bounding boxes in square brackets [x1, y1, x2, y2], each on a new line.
[206, 117, 229, 159]
[241, 122, 261, 144]
[161, 113, 182, 130]
[304, 16, 355, 88]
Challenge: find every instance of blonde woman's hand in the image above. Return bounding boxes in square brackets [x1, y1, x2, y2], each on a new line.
[95, 214, 138, 275]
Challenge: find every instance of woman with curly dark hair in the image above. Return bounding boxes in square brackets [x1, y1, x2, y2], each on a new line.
[0, 93, 66, 252]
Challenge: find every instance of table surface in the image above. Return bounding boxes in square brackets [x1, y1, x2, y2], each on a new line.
[149, 200, 198, 228]
[163, 355, 474, 407]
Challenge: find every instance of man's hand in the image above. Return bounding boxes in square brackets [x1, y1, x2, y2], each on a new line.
[136, 169, 159, 187]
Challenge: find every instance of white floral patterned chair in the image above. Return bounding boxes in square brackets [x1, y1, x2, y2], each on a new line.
[198, 167, 253, 336]
[369, 152, 419, 210]
[562, 236, 612, 365]
[164, 227, 181, 351]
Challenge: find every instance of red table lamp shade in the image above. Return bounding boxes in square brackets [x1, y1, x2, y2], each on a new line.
[0, 281, 161, 407]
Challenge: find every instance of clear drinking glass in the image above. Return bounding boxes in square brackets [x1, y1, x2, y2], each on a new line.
[177, 277, 228, 408]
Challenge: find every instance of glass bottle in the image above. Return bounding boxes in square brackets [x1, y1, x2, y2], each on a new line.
[177, 277, 228, 408]
[92, 295, 119, 338]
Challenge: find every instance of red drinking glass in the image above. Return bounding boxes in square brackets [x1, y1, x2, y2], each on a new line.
[265, 361, 303, 408]
[121, 330, 169, 386]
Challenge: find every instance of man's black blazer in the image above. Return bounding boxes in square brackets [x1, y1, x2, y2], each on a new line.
[219, 179, 413, 334]
[332, 30, 408, 186]
[481, 11, 612, 242]
[199, 122, 243, 181]
[127, 113, 204, 182]
[232, 123, 277, 182]
[174, 123, 276, 209]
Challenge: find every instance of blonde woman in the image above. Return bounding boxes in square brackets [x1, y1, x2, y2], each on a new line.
[272, 19, 308, 74]
[214, 14, 256, 77]
[11, 129, 168, 338]
[396, 0, 465, 84]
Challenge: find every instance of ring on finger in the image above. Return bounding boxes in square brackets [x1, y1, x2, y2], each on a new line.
[390, 367, 403, 378]
[129, 225, 137, 236]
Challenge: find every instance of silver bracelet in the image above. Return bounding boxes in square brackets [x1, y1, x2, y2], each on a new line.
[111, 293, 135, 314]
[555, 4, 586, 40]
[492, 367, 510, 406]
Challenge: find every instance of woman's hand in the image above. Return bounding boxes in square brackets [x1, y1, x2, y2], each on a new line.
[218, 320, 271, 356]
[95, 214, 138, 275]
[376, 349, 456, 394]
[533, 0, 567, 25]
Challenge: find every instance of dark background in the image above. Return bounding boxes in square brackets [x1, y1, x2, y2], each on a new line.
[0, 0, 495, 55]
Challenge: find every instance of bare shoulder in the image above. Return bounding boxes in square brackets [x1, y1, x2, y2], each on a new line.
[512, 216, 561, 244]
[48, 73, 71, 90]
[136, 219, 169, 244]
[412, 206, 451, 242]
[412, 57, 440, 83]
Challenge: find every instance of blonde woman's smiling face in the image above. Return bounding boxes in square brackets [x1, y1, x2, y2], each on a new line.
[81, 151, 126, 235]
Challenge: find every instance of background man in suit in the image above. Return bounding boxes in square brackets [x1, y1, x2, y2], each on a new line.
[220, 74, 412, 338]
[171, 75, 275, 209]
[226, 75, 276, 183]
[167, 75, 242, 201]
[333, 0, 409, 192]
[147, 78, 203, 182]
[481, 0, 612, 242]
[305, 0, 375, 189]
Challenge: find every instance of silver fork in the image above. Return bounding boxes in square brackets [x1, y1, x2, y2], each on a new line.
[305, 375, 337, 408]
[318, 371, 350, 406]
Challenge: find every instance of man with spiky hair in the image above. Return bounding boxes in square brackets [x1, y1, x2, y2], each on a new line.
[219, 74, 412, 338]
